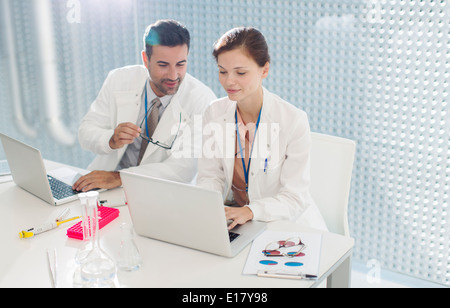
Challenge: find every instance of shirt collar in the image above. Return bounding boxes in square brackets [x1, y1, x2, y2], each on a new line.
[146, 79, 173, 109]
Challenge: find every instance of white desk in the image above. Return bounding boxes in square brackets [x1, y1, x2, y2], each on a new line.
[0, 161, 354, 288]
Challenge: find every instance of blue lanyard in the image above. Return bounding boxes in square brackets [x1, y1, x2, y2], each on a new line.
[235, 108, 262, 192]
[144, 83, 150, 139]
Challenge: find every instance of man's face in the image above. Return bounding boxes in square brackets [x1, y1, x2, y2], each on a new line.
[143, 44, 188, 97]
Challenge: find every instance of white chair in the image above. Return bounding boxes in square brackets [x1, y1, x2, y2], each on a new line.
[310, 132, 356, 236]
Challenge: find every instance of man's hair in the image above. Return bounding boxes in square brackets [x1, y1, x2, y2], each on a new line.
[143, 19, 190, 59]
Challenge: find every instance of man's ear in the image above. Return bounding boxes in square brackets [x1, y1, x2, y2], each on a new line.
[142, 50, 149, 68]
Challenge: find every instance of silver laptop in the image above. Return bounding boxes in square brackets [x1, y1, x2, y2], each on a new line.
[120, 171, 266, 258]
[0, 133, 82, 206]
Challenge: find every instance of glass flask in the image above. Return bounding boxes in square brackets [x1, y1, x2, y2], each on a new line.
[80, 191, 116, 287]
[117, 223, 142, 272]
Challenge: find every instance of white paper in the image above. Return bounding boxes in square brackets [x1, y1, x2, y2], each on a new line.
[0, 160, 11, 176]
[47, 167, 88, 186]
[0, 175, 13, 183]
[243, 231, 322, 276]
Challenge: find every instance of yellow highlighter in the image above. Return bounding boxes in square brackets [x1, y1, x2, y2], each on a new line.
[19, 216, 80, 239]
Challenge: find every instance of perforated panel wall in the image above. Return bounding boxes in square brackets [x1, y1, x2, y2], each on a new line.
[133, 0, 450, 287]
[0, 0, 448, 285]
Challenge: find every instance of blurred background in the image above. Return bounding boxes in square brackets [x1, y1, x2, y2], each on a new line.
[0, 0, 448, 286]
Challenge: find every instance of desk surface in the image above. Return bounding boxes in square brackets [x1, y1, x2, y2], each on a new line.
[0, 161, 354, 288]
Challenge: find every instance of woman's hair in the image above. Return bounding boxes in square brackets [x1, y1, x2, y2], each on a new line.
[143, 19, 190, 59]
[212, 27, 270, 67]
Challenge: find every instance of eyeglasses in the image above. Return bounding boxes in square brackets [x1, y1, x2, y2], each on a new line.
[262, 237, 306, 257]
[139, 107, 182, 150]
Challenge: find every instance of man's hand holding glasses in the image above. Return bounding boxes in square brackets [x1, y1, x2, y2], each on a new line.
[109, 122, 142, 150]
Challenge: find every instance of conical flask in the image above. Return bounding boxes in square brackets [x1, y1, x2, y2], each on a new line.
[117, 223, 142, 272]
[80, 191, 116, 287]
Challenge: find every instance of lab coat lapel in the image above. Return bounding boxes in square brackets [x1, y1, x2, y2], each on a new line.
[250, 88, 281, 176]
[114, 87, 144, 161]
[215, 101, 236, 187]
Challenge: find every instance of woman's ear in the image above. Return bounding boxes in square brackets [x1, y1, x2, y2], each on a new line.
[262, 61, 270, 79]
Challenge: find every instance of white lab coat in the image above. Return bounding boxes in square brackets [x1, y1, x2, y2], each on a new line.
[197, 88, 327, 230]
[78, 65, 217, 183]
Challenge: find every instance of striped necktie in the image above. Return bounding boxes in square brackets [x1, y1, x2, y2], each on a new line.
[137, 98, 162, 166]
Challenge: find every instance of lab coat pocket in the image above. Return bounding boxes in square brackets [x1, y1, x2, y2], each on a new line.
[114, 91, 141, 125]
[257, 155, 285, 197]
[114, 91, 140, 105]
[260, 154, 285, 174]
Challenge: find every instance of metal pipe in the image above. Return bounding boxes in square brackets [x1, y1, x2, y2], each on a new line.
[1, 0, 37, 138]
[33, 0, 76, 146]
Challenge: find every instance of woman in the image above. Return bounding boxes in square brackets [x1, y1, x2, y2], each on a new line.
[198, 27, 327, 231]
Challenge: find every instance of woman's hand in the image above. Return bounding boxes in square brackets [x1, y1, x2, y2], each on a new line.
[225, 206, 254, 230]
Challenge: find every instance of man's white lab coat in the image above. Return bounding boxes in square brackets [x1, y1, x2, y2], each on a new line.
[79, 65, 217, 183]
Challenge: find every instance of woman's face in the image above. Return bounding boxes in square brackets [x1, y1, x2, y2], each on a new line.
[217, 48, 269, 105]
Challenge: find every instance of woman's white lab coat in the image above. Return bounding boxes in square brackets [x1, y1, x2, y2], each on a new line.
[78, 65, 216, 183]
[197, 88, 327, 230]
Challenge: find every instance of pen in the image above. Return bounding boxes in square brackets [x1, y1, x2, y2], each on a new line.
[99, 200, 127, 208]
[264, 158, 268, 173]
[47, 248, 57, 288]
[55, 208, 70, 222]
[257, 270, 318, 280]
[19, 216, 81, 239]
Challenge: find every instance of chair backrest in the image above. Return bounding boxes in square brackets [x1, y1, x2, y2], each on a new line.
[310, 132, 356, 236]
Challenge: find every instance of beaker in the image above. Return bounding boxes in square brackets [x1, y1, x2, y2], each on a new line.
[80, 191, 116, 287]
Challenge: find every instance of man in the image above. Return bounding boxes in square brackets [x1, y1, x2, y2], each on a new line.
[73, 20, 216, 192]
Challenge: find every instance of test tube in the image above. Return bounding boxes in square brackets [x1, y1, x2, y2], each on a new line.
[75, 192, 91, 265]
[78, 193, 89, 241]
[85, 191, 99, 242]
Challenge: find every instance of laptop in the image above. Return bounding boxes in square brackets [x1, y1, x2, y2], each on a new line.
[120, 171, 266, 258]
[0, 133, 82, 206]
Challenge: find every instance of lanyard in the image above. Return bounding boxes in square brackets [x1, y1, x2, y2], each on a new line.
[235, 107, 262, 193]
[144, 82, 150, 139]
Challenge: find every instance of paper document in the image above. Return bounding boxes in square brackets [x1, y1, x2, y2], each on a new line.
[0, 175, 13, 183]
[0, 160, 12, 183]
[243, 231, 322, 277]
[0, 160, 11, 176]
[47, 167, 88, 186]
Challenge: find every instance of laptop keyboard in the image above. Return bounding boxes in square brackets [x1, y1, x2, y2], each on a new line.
[48, 175, 79, 200]
[229, 231, 240, 242]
